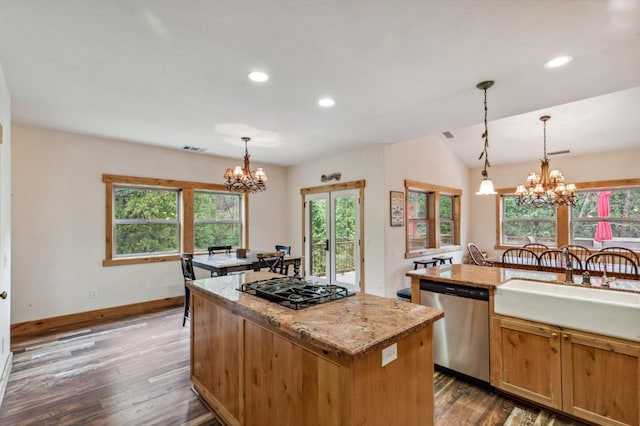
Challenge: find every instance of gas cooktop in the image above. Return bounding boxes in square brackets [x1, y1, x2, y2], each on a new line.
[238, 277, 354, 310]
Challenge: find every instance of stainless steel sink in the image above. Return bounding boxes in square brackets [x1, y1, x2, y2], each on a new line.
[494, 279, 640, 342]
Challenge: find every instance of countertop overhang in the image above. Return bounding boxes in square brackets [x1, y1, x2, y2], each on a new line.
[187, 272, 444, 359]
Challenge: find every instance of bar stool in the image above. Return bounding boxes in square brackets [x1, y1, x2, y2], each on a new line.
[432, 255, 453, 265]
[413, 259, 439, 270]
[396, 287, 412, 302]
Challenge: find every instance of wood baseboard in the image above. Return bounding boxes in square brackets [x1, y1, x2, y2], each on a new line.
[11, 296, 184, 339]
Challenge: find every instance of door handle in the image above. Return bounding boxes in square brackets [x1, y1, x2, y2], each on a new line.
[0, 291, 6, 300]
[325, 239, 329, 251]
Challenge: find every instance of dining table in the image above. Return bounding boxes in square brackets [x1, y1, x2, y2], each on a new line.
[192, 251, 302, 277]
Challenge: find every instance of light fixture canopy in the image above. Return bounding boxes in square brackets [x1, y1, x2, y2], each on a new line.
[223, 137, 268, 193]
[475, 80, 497, 196]
[514, 115, 577, 207]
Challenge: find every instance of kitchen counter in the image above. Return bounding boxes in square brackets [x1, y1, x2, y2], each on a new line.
[187, 272, 444, 426]
[406, 264, 640, 303]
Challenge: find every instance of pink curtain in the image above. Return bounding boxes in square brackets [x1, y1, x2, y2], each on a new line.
[594, 191, 613, 242]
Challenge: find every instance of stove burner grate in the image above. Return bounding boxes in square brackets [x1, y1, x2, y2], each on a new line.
[238, 277, 354, 309]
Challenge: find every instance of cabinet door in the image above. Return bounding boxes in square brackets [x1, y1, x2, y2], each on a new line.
[561, 330, 640, 426]
[493, 316, 562, 409]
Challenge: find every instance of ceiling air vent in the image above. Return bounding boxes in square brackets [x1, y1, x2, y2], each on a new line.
[442, 131, 455, 139]
[548, 149, 570, 156]
[182, 145, 206, 153]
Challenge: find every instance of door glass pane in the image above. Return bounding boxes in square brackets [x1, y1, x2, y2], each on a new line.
[334, 194, 357, 286]
[309, 199, 327, 279]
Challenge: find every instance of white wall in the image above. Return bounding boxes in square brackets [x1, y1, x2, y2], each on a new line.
[0, 63, 12, 392]
[468, 146, 640, 257]
[384, 135, 470, 298]
[285, 144, 387, 296]
[11, 125, 287, 323]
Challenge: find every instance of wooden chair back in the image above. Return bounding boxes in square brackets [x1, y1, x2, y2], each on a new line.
[559, 245, 592, 263]
[501, 248, 540, 270]
[599, 246, 640, 264]
[467, 243, 492, 266]
[584, 252, 639, 279]
[208, 245, 232, 255]
[523, 243, 549, 253]
[538, 250, 582, 272]
[257, 251, 287, 275]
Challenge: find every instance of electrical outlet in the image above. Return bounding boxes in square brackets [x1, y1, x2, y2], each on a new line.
[90, 289, 98, 299]
[381, 342, 397, 367]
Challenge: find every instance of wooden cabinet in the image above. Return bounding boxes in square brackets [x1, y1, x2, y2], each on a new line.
[492, 316, 640, 426]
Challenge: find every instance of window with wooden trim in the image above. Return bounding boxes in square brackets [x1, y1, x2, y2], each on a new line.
[404, 179, 461, 257]
[495, 178, 640, 252]
[103, 174, 247, 266]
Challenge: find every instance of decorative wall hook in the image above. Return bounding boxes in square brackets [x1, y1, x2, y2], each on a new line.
[321, 172, 341, 182]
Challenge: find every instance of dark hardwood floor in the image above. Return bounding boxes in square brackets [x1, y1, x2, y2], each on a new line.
[1, 307, 584, 425]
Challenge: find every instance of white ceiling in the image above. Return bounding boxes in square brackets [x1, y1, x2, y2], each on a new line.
[0, 0, 639, 167]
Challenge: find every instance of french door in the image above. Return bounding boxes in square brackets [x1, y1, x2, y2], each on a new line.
[304, 189, 360, 291]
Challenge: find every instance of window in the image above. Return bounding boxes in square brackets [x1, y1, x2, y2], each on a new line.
[407, 190, 429, 251]
[194, 191, 242, 251]
[103, 174, 247, 266]
[404, 180, 461, 257]
[495, 179, 640, 251]
[439, 195, 454, 246]
[501, 195, 556, 246]
[571, 187, 640, 250]
[114, 186, 180, 256]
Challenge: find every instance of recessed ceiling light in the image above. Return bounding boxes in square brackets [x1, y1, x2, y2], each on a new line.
[544, 56, 573, 68]
[248, 71, 269, 82]
[318, 98, 335, 107]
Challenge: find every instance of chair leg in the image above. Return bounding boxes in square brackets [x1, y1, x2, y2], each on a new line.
[183, 286, 190, 327]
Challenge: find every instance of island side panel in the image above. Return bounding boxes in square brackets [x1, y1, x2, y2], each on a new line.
[243, 320, 351, 426]
[191, 293, 242, 426]
[352, 325, 434, 426]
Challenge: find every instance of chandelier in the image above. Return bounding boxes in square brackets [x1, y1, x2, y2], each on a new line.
[223, 137, 267, 193]
[515, 115, 576, 207]
[475, 80, 497, 195]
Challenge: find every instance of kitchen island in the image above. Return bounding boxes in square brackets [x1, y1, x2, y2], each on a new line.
[187, 272, 444, 426]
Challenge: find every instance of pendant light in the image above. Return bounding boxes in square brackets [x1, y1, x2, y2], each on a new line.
[475, 80, 497, 195]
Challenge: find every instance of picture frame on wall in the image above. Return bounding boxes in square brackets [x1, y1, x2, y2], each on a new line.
[390, 191, 404, 227]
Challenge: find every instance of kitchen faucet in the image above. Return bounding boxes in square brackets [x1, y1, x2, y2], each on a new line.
[561, 247, 574, 284]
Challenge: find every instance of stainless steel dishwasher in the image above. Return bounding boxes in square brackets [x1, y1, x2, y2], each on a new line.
[419, 279, 490, 383]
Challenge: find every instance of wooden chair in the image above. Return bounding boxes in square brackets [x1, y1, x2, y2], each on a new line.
[584, 252, 639, 279]
[559, 245, 592, 264]
[467, 243, 492, 266]
[599, 246, 640, 265]
[523, 243, 549, 253]
[538, 250, 582, 273]
[501, 248, 540, 270]
[208, 245, 232, 255]
[275, 244, 291, 255]
[180, 253, 196, 327]
[256, 251, 287, 275]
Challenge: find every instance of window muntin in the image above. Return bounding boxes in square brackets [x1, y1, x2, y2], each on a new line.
[194, 191, 242, 251]
[571, 188, 640, 249]
[114, 186, 180, 256]
[439, 195, 453, 247]
[407, 190, 429, 250]
[501, 195, 556, 246]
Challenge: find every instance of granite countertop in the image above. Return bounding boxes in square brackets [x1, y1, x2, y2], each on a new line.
[406, 264, 640, 292]
[188, 272, 444, 359]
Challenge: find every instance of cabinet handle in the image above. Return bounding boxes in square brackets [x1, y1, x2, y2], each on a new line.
[551, 332, 557, 338]
[0, 291, 6, 300]
[563, 334, 569, 340]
